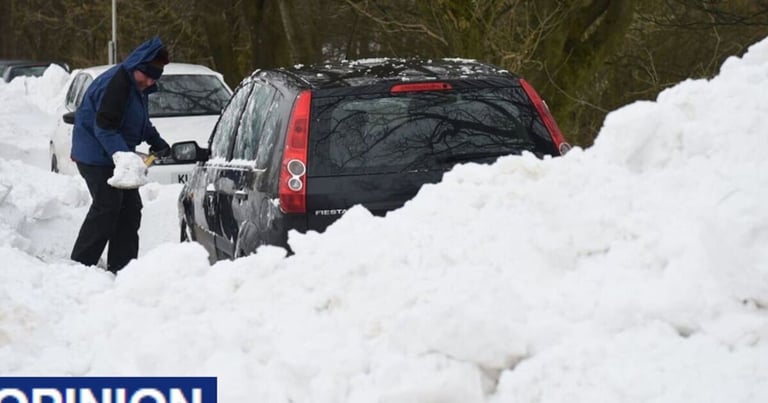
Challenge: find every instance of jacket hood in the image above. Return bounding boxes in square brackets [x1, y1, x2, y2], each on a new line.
[122, 36, 166, 71]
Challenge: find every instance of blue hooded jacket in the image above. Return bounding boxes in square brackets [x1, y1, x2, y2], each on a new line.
[71, 36, 170, 166]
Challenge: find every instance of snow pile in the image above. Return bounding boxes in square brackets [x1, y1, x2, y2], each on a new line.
[0, 38, 766, 403]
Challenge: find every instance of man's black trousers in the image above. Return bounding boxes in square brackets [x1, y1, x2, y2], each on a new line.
[71, 162, 142, 273]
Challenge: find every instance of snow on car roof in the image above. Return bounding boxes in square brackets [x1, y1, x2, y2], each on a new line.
[76, 62, 221, 78]
[283, 57, 515, 89]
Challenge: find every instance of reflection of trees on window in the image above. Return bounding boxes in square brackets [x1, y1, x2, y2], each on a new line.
[75, 76, 93, 108]
[9, 66, 47, 80]
[211, 82, 253, 159]
[254, 92, 284, 169]
[232, 82, 276, 160]
[66, 74, 88, 109]
[310, 88, 552, 176]
[149, 75, 231, 117]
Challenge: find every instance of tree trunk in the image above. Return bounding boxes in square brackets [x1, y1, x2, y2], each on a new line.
[524, 0, 636, 145]
[194, 0, 242, 87]
[240, 0, 268, 69]
[277, 0, 299, 64]
[0, 0, 12, 57]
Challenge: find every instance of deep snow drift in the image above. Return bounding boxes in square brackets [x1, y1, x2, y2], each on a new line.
[0, 39, 766, 402]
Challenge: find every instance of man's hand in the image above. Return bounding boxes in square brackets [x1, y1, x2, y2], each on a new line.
[150, 145, 171, 158]
[107, 151, 149, 189]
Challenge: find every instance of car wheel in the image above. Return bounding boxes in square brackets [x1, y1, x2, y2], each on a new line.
[180, 219, 194, 242]
[50, 152, 59, 173]
[234, 221, 259, 259]
[233, 236, 248, 259]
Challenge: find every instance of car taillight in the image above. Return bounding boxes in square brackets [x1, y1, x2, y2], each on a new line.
[519, 78, 571, 155]
[390, 82, 452, 93]
[279, 90, 312, 213]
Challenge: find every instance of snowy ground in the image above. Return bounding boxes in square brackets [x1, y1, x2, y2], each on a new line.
[0, 38, 767, 403]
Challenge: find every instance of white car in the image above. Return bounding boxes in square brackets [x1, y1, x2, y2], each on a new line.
[50, 62, 232, 184]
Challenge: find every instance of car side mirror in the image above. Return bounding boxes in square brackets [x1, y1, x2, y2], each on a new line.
[62, 111, 75, 125]
[172, 141, 210, 163]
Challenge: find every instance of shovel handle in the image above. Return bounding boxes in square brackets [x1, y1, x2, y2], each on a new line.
[143, 154, 156, 166]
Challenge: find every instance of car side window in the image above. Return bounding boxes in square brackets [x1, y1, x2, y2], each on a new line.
[254, 90, 285, 169]
[65, 74, 93, 111]
[74, 76, 93, 109]
[65, 74, 85, 110]
[64, 79, 78, 110]
[210, 82, 254, 159]
[232, 80, 276, 161]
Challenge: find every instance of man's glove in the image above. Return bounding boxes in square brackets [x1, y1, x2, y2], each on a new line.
[107, 151, 149, 189]
[150, 146, 171, 158]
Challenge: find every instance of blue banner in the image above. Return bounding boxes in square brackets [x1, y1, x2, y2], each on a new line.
[0, 377, 217, 403]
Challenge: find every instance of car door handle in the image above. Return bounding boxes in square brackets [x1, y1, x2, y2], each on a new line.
[234, 190, 248, 200]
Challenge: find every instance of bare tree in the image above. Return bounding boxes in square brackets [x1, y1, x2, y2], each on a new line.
[0, 0, 14, 57]
[2, 0, 768, 145]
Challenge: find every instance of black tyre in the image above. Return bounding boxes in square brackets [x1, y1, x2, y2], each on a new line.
[51, 153, 59, 173]
[233, 233, 247, 259]
[180, 219, 191, 242]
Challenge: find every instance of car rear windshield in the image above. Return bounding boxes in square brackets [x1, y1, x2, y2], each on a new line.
[8, 65, 48, 80]
[149, 74, 230, 117]
[308, 86, 557, 176]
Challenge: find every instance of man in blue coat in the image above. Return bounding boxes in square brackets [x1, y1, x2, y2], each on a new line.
[70, 36, 171, 273]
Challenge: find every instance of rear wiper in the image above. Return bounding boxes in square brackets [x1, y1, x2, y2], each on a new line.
[436, 150, 522, 164]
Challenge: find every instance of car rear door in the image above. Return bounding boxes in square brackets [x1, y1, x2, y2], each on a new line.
[213, 78, 279, 258]
[191, 80, 255, 259]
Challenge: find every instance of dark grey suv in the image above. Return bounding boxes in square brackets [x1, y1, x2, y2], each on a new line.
[172, 58, 571, 261]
